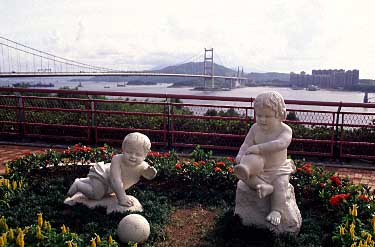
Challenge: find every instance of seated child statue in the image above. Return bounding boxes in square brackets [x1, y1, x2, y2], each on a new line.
[67, 132, 157, 207]
[234, 91, 295, 226]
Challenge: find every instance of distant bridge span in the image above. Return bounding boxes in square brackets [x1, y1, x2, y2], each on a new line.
[0, 71, 248, 81]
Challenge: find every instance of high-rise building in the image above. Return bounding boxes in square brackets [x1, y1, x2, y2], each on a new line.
[290, 69, 359, 89]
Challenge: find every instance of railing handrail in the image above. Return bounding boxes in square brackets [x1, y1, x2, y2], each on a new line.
[2, 87, 375, 108]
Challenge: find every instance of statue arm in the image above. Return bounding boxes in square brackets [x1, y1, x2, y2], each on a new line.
[258, 126, 292, 153]
[236, 127, 255, 163]
[109, 156, 130, 206]
[141, 161, 157, 180]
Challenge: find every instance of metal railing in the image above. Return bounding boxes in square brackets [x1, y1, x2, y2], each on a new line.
[0, 87, 374, 160]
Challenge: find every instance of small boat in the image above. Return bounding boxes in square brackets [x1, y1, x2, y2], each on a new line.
[117, 82, 127, 87]
[306, 85, 319, 91]
[104, 86, 110, 88]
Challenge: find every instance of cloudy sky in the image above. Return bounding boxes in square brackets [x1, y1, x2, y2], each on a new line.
[1, 0, 375, 78]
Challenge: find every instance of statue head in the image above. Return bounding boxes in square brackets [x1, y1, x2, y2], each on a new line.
[254, 91, 287, 120]
[122, 132, 151, 155]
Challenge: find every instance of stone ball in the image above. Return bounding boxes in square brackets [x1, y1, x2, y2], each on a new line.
[117, 214, 150, 244]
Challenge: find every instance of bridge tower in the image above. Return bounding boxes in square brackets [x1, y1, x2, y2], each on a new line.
[203, 48, 214, 88]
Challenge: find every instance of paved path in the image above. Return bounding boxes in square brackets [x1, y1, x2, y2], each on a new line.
[1, 144, 375, 189]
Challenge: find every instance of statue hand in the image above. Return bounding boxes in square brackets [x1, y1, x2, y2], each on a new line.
[143, 166, 157, 179]
[119, 196, 133, 207]
[246, 145, 260, 155]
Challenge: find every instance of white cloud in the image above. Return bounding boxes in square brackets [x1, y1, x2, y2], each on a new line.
[0, 0, 374, 77]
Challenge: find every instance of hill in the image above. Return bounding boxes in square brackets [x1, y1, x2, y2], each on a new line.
[76, 62, 290, 87]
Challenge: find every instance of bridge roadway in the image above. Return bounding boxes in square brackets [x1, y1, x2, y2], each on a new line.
[0, 72, 248, 81]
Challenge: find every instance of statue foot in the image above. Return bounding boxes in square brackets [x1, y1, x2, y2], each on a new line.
[266, 210, 281, 226]
[256, 183, 274, 199]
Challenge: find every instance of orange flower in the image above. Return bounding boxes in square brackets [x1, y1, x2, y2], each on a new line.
[98, 147, 106, 151]
[175, 163, 182, 169]
[227, 167, 234, 173]
[216, 162, 226, 167]
[193, 162, 199, 167]
[214, 167, 222, 172]
[199, 160, 206, 165]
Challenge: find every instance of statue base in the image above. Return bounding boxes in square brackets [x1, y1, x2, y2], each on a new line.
[234, 180, 302, 234]
[64, 193, 143, 214]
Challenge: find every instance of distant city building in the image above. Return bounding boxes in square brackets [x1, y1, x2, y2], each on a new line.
[290, 69, 359, 89]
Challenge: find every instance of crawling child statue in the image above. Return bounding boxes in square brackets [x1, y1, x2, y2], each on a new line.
[65, 132, 157, 213]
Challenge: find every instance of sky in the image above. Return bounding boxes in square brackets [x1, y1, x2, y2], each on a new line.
[1, 0, 375, 78]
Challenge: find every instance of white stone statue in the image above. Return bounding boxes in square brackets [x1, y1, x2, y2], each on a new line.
[65, 132, 157, 213]
[234, 91, 301, 234]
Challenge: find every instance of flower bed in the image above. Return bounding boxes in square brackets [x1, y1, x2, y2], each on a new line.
[1, 145, 375, 246]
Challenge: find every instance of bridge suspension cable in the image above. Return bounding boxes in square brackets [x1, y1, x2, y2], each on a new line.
[0, 36, 116, 73]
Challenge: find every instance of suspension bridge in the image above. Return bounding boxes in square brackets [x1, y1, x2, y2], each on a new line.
[0, 36, 247, 88]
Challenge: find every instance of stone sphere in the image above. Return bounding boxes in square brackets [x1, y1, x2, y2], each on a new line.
[117, 214, 150, 243]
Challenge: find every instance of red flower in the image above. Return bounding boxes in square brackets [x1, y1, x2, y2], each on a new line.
[358, 194, 369, 202]
[320, 182, 326, 188]
[193, 162, 199, 167]
[329, 193, 350, 206]
[148, 151, 161, 157]
[98, 146, 106, 151]
[214, 167, 222, 172]
[330, 176, 341, 186]
[175, 163, 182, 169]
[296, 168, 302, 172]
[164, 152, 171, 158]
[216, 162, 226, 167]
[199, 160, 206, 165]
[227, 167, 234, 173]
[226, 156, 235, 163]
[64, 150, 70, 155]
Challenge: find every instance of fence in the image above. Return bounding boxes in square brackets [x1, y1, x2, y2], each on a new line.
[0, 87, 374, 160]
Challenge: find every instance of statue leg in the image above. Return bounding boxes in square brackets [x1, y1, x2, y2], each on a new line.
[266, 175, 289, 226]
[69, 178, 106, 200]
[245, 176, 274, 199]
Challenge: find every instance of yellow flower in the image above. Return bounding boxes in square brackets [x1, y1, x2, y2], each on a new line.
[12, 181, 17, 190]
[67, 240, 73, 247]
[352, 204, 358, 217]
[16, 230, 24, 247]
[95, 233, 101, 244]
[108, 235, 113, 244]
[350, 222, 356, 239]
[47, 222, 51, 232]
[37, 213, 43, 226]
[340, 225, 346, 235]
[9, 228, 14, 240]
[18, 180, 23, 188]
[0, 232, 8, 244]
[133, 243, 138, 247]
[61, 224, 67, 234]
[367, 233, 373, 244]
[0, 237, 4, 247]
[36, 226, 44, 240]
[90, 238, 96, 247]
[4, 165, 10, 175]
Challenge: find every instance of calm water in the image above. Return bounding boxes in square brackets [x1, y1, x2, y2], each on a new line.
[1, 77, 374, 113]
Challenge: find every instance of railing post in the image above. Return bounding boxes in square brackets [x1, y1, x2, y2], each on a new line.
[88, 95, 96, 145]
[15, 92, 25, 139]
[333, 102, 342, 160]
[166, 96, 172, 150]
